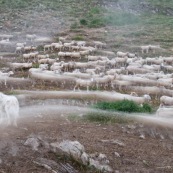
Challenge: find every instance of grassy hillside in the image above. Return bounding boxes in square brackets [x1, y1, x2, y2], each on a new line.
[0, 0, 173, 54]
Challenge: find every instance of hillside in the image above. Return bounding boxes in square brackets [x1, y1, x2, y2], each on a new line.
[0, 0, 173, 56]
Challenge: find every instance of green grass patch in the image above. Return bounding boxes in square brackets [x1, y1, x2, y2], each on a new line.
[104, 11, 140, 26]
[32, 63, 39, 68]
[68, 111, 131, 124]
[83, 112, 130, 124]
[94, 100, 152, 113]
[72, 35, 84, 41]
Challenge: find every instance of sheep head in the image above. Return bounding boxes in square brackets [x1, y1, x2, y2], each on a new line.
[143, 94, 151, 102]
[8, 71, 14, 75]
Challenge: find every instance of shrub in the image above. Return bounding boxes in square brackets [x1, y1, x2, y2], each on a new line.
[83, 112, 130, 124]
[94, 100, 152, 113]
[72, 35, 84, 41]
[80, 19, 88, 25]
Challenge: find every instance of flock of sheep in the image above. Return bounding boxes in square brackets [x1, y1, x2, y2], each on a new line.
[0, 32, 173, 125]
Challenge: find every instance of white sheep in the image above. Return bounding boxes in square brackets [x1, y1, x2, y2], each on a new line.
[80, 50, 90, 57]
[24, 46, 37, 52]
[16, 42, 26, 47]
[37, 54, 49, 59]
[26, 34, 36, 41]
[117, 51, 129, 58]
[15, 46, 24, 54]
[58, 52, 66, 58]
[59, 36, 68, 43]
[0, 34, 13, 40]
[141, 45, 150, 54]
[0, 71, 14, 86]
[70, 52, 81, 59]
[128, 53, 137, 58]
[74, 78, 95, 92]
[160, 96, 173, 106]
[10, 62, 32, 71]
[64, 41, 75, 51]
[76, 41, 86, 47]
[23, 53, 31, 61]
[93, 41, 106, 49]
[39, 64, 49, 71]
[0, 92, 19, 126]
[38, 58, 49, 64]
[44, 44, 52, 52]
[150, 45, 161, 53]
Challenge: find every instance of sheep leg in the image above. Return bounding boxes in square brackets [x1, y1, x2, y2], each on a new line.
[87, 86, 89, 92]
[74, 84, 77, 91]
[5, 107, 11, 126]
[4, 78, 7, 87]
[96, 83, 99, 90]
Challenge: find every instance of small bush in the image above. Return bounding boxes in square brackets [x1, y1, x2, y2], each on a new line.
[83, 112, 130, 124]
[32, 63, 39, 68]
[72, 35, 84, 41]
[70, 22, 79, 29]
[94, 100, 152, 113]
[80, 19, 88, 25]
[88, 18, 105, 28]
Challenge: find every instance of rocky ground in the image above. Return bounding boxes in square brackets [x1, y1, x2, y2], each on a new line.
[0, 104, 173, 173]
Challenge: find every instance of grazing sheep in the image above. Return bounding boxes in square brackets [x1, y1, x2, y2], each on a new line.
[64, 41, 75, 51]
[117, 51, 129, 58]
[71, 46, 80, 51]
[128, 53, 137, 58]
[74, 78, 95, 92]
[76, 41, 86, 47]
[15, 46, 24, 54]
[10, 62, 32, 71]
[44, 44, 52, 52]
[38, 58, 49, 64]
[93, 41, 106, 49]
[130, 92, 138, 97]
[37, 54, 49, 59]
[93, 75, 115, 89]
[39, 64, 49, 71]
[150, 45, 161, 53]
[0, 34, 13, 40]
[157, 78, 173, 88]
[0, 71, 14, 86]
[26, 34, 36, 41]
[160, 96, 173, 106]
[80, 50, 90, 57]
[23, 53, 31, 60]
[141, 45, 150, 54]
[70, 52, 81, 59]
[24, 46, 37, 52]
[50, 64, 63, 71]
[0, 40, 12, 47]
[16, 42, 26, 47]
[59, 36, 68, 43]
[0, 92, 19, 126]
[80, 46, 96, 52]
[54, 43, 63, 51]
[87, 56, 101, 61]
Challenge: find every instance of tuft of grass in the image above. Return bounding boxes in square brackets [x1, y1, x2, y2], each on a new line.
[80, 19, 88, 26]
[93, 100, 152, 113]
[70, 21, 79, 29]
[72, 35, 84, 41]
[83, 112, 131, 124]
[32, 63, 39, 68]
